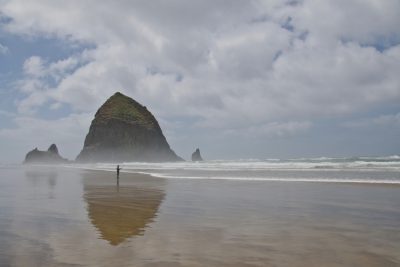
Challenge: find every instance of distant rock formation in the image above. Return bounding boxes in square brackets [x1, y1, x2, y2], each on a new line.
[191, 148, 203, 161]
[76, 92, 183, 162]
[24, 144, 68, 164]
[48, 143, 59, 154]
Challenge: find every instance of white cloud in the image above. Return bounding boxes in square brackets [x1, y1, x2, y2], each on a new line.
[0, 0, 400, 160]
[17, 54, 91, 113]
[290, 0, 400, 47]
[23, 56, 44, 77]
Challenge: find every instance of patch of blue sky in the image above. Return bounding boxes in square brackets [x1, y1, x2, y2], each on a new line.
[297, 30, 308, 41]
[0, 28, 93, 117]
[341, 35, 400, 53]
[281, 16, 294, 32]
[361, 36, 400, 52]
[0, 13, 12, 24]
[0, 30, 93, 74]
[0, 73, 20, 114]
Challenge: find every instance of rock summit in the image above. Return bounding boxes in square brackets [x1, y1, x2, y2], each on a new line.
[191, 148, 203, 161]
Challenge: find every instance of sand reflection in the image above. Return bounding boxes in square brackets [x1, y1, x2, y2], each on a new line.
[83, 172, 165, 246]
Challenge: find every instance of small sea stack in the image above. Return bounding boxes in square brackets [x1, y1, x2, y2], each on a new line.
[191, 148, 203, 161]
[24, 144, 68, 164]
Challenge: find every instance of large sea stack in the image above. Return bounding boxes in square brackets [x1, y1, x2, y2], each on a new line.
[76, 92, 182, 162]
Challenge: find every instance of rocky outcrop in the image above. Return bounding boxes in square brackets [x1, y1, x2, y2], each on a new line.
[24, 144, 68, 164]
[191, 148, 203, 161]
[76, 92, 183, 162]
[48, 144, 59, 154]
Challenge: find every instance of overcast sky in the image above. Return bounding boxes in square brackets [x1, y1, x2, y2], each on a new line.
[0, 0, 400, 163]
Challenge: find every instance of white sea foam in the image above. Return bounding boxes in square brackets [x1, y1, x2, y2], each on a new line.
[68, 166, 400, 184]
[92, 158, 400, 172]
[138, 173, 400, 184]
[65, 157, 400, 185]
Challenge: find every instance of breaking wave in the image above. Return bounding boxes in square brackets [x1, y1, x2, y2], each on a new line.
[69, 156, 400, 184]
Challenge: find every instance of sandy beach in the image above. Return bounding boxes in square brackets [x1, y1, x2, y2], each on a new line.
[0, 165, 399, 267]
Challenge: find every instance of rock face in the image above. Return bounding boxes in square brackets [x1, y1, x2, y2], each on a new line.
[48, 144, 59, 154]
[191, 148, 203, 161]
[24, 144, 68, 164]
[76, 92, 182, 162]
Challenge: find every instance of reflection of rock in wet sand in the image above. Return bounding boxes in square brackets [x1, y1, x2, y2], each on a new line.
[83, 173, 165, 246]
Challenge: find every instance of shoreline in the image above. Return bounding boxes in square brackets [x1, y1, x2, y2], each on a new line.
[13, 163, 400, 186]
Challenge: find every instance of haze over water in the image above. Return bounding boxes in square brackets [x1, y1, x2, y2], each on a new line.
[1, 160, 399, 266]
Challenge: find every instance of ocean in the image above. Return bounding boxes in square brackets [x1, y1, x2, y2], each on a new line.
[76, 156, 400, 184]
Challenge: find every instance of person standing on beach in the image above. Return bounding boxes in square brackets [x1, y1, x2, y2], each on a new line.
[117, 165, 121, 177]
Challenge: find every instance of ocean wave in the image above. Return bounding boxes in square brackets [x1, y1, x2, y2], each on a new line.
[91, 159, 400, 172]
[47, 156, 400, 186]
[67, 161, 400, 185]
[93, 169, 400, 184]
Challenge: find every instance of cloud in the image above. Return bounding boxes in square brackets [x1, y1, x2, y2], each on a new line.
[0, 0, 400, 160]
[22, 56, 44, 77]
[16, 53, 91, 113]
[289, 0, 400, 48]
[3, 1, 398, 119]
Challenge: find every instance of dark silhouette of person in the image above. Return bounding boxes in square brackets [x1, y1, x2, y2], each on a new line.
[117, 165, 121, 177]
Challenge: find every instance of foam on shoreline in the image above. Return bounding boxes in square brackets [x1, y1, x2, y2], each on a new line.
[56, 164, 400, 185]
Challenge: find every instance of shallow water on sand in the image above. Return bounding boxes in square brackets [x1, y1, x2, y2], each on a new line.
[0, 166, 399, 266]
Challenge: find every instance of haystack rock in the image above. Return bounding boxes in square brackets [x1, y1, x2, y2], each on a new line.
[191, 148, 203, 161]
[76, 92, 183, 162]
[24, 144, 68, 164]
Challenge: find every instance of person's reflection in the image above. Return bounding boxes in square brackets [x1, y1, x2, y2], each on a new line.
[82, 172, 165, 246]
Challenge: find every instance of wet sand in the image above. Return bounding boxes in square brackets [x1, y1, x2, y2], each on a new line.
[0, 166, 399, 266]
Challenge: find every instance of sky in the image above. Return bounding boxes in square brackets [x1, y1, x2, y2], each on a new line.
[0, 0, 400, 163]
